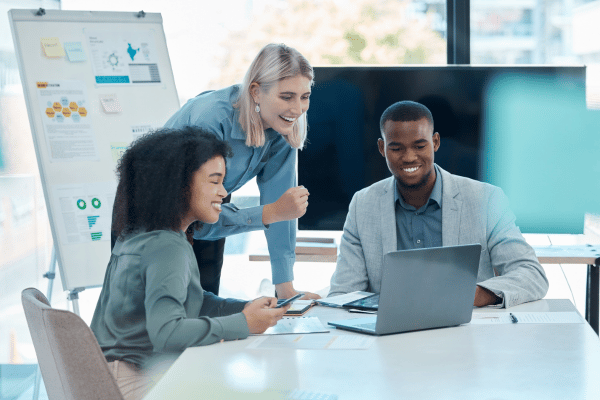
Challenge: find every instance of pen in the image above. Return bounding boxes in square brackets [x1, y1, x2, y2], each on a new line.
[509, 313, 518, 323]
[348, 308, 377, 314]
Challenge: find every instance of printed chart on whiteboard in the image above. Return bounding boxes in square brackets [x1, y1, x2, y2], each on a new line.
[51, 181, 117, 245]
[36, 80, 98, 162]
[85, 29, 161, 84]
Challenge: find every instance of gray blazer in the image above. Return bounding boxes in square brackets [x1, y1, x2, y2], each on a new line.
[328, 166, 549, 308]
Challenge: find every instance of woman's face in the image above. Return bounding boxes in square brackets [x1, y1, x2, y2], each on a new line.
[186, 156, 227, 225]
[251, 75, 312, 136]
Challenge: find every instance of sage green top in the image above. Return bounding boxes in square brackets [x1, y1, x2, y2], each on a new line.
[90, 229, 249, 367]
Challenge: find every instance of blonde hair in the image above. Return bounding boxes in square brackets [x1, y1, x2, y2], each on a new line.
[235, 43, 314, 148]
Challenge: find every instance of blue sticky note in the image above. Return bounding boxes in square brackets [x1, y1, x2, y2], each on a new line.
[63, 42, 86, 62]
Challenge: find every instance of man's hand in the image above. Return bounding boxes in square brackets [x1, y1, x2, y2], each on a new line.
[473, 286, 501, 307]
[262, 186, 309, 225]
[242, 297, 288, 334]
[275, 281, 321, 300]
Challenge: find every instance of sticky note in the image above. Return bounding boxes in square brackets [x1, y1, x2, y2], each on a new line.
[110, 142, 129, 164]
[99, 94, 122, 114]
[63, 42, 87, 62]
[41, 37, 66, 57]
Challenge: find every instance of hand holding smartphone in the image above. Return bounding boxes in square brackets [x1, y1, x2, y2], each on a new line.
[275, 293, 303, 308]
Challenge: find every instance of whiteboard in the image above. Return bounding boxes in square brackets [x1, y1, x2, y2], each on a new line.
[9, 9, 180, 291]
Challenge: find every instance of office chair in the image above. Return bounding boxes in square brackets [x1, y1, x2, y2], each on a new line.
[21, 287, 124, 400]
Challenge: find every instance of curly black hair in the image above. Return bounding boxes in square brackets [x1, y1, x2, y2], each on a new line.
[111, 126, 233, 244]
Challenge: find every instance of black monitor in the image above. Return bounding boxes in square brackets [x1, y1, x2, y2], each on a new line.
[299, 65, 586, 231]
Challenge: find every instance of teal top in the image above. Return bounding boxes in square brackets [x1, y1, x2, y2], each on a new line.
[90, 229, 249, 367]
[164, 85, 298, 284]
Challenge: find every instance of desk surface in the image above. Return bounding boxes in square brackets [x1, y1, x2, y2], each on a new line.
[525, 233, 600, 264]
[144, 299, 600, 400]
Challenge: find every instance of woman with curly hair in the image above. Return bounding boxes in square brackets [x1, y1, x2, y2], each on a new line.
[164, 43, 320, 300]
[92, 126, 288, 399]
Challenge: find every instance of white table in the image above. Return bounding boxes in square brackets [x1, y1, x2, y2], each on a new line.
[144, 299, 600, 400]
[525, 233, 600, 334]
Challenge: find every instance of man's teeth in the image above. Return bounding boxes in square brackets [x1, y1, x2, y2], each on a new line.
[403, 166, 419, 173]
[212, 203, 222, 211]
[281, 116, 295, 122]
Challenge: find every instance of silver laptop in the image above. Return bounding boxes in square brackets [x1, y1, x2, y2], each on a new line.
[328, 244, 482, 335]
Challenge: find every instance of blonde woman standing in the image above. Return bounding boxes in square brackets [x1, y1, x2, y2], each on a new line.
[164, 43, 319, 300]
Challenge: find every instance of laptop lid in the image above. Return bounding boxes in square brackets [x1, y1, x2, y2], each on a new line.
[329, 244, 482, 335]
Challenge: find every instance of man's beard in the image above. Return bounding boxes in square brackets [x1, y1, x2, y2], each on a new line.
[395, 167, 433, 191]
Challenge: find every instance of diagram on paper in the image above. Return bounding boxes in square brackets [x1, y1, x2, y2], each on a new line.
[86, 29, 161, 84]
[36, 80, 98, 162]
[51, 182, 116, 245]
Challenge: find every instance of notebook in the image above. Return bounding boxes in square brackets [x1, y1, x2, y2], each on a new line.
[328, 244, 482, 335]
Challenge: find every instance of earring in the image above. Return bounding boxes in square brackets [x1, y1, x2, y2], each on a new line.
[255, 104, 260, 113]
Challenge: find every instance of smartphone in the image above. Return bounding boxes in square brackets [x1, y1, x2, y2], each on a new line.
[275, 293, 303, 308]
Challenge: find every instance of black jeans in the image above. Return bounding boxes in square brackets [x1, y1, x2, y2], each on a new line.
[192, 194, 231, 295]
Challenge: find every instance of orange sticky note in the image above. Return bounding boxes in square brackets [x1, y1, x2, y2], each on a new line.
[41, 37, 66, 58]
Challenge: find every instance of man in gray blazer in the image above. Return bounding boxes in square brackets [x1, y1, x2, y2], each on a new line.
[328, 101, 548, 308]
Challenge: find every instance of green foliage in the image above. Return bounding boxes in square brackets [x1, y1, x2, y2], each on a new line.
[403, 46, 427, 64]
[379, 33, 400, 47]
[345, 30, 368, 62]
[322, 54, 344, 64]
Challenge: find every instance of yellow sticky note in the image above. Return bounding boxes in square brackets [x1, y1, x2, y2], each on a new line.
[41, 37, 66, 58]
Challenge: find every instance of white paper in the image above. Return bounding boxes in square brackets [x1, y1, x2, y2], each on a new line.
[86, 30, 161, 84]
[247, 334, 375, 350]
[251, 317, 329, 336]
[36, 80, 98, 162]
[100, 94, 122, 113]
[470, 312, 583, 325]
[51, 181, 116, 245]
[317, 291, 374, 308]
[131, 124, 157, 140]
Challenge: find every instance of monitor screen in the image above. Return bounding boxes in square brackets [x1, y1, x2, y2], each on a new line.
[299, 66, 586, 231]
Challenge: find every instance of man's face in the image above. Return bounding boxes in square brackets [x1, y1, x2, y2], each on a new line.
[378, 117, 440, 190]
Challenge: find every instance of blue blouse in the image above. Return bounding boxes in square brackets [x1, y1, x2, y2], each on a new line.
[164, 85, 297, 284]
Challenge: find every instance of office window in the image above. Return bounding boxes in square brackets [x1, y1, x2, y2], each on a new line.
[203, 0, 447, 96]
[63, 0, 447, 103]
[470, 0, 600, 109]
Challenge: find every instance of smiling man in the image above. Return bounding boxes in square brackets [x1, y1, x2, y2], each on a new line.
[328, 101, 548, 308]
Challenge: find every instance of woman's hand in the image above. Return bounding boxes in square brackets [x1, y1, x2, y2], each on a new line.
[298, 291, 321, 300]
[275, 282, 322, 300]
[242, 297, 288, 334]
[262, 186, 309, 225]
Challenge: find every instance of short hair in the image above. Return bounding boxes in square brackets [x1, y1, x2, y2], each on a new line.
[235, 43, 314, 149]
[379, 100, 434, 136]
[112, 126, 233, 243]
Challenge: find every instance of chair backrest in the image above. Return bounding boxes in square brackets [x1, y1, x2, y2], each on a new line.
[21, 288, 124, 400]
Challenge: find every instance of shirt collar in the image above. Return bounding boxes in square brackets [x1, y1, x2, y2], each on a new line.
[395, 164, 443, 211]
[264, 128, 279, 142]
